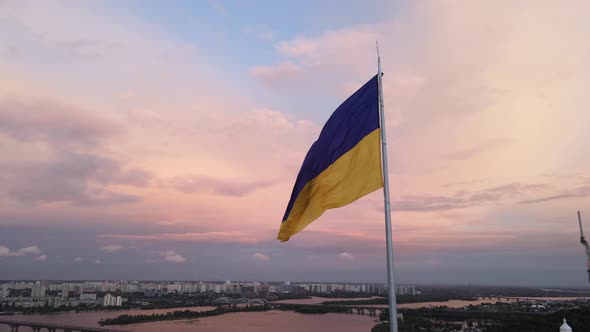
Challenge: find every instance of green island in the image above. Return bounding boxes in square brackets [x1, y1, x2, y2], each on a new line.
[99, 304, 350, 326]
[99, 306, 269, 325]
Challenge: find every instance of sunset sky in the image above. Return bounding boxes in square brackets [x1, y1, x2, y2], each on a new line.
[1, 0, 590, 286]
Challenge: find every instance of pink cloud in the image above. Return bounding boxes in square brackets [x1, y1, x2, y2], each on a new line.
[253, 253, 270, 262]
[0, 245, 42, 257]
[15, 245, 41, 255]
[167, 175, 274, 197]
[158, 250, 186, 263]
[0, 245, 11, 256]
[34, 255, 48, 262]
[101, 244, 125, 253]
[338, 252, 354, 260]
[276, 38, 318, 58]
[250, 62, 303, 89]
[0, 98, 117, 148]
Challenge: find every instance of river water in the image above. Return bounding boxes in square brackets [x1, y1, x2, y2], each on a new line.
[1, 296, 585, 331]
[0, 305, 376, 332]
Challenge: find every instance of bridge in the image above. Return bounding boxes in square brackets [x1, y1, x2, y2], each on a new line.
[0, 319, 131, 332]
[212, 297, 270, 308]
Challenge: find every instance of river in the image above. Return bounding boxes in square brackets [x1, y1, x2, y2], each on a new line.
[1, 296, 585, 331]
[0, 305, 377, 332]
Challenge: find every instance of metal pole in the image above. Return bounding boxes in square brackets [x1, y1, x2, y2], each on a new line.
[377, 42, 399, 332]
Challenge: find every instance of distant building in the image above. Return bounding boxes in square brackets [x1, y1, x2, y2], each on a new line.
[230, 283, 240, 294]
[166, 283, 181, 293]
[240, 286, 256, 298]
[290, 285, 305, 295]
[31, 283, 46, 298]
[120, 280, 128, 293]
[103, 293, 123, 306]
[60, 284, 69, 299]
[1, 284, 9, 298]
[396, 285, 417, 296]
[259, 285, 269, 299]
[101, 282, 116, 293]
[80, 293, 97, 301]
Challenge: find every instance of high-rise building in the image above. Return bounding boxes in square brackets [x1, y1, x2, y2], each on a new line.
[120, 280, 128, 293]
[101, 282, 116, 293]
[61, 284, 69, 299]
[103, 293, 123, 306]
[240, 286, 256, 298]
[31, 283, 46, 298]
[259, 285, 269, 299]
[166, 283, 180, 293]
[1, 284, 9, 298]
[396, 285, 417, 296]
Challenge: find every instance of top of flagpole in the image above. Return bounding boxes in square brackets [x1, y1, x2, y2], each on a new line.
[376, 41, 383, 79]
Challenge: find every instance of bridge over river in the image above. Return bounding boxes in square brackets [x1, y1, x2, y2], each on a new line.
[0, 319, 131, 332]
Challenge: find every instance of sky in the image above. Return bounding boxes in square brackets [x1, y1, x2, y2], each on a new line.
[1, 0, 590, 287]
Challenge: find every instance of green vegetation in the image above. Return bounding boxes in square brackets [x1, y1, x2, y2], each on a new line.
[322, 298, 388, 305]
[100, 306, 271, 325]
[276, 304, 351, 314]
[269, 294, 311, 301]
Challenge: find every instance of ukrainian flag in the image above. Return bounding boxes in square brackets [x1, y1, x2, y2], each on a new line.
[278, 75, 383, 242]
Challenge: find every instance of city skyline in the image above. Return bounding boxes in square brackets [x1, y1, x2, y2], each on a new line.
[1, 0, 590, 287]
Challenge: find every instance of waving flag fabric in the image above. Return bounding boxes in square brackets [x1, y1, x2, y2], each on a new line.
[278, 75, 383, 242]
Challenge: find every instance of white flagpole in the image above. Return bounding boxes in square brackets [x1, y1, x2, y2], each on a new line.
[377, 42, 399, 332]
